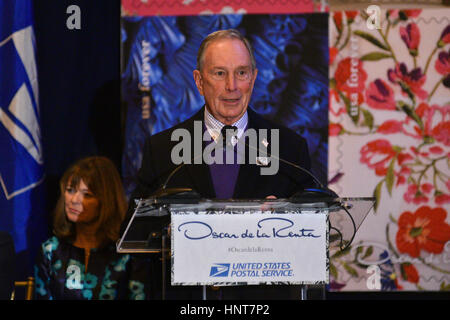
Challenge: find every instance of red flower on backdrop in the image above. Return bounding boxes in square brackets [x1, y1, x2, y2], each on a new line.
[435, 193, 450, 205]
[396, 206, 450, 258]
[432, 121, 450, 146]
[397, 152, 413, 166]
[402, 9, 422, 18]
[345, 10, 358, 23]
[333, 11, 358, 32]
[388, 63, 428, 100]
[334, 57, 367, 101]
[414, 103, 450, 144]
[329, 47, 338, 65]
[435, 49, 450, 75]
[400, 263, 419, 284]
[403, 184, 430, 204]
[395, 164, 412, 186]
[377, 120, 403, 134]
[421, 183, 434, 194]
[333, 12, 343, 32]
[329, 123, 343, 136]
[400, 23, 420, 55]
[429, 146, 444, 154]
[438, 25, 450, 47]
[388, 9, 422, 20]
[360, 139, 396, 176]
[366, 79, 396, 110]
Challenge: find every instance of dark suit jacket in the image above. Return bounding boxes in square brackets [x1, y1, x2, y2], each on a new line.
[129, 106, 314, 202]
[122, 106, 315, 300]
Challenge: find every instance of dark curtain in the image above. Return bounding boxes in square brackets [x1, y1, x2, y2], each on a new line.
[34, 0, 122, 220]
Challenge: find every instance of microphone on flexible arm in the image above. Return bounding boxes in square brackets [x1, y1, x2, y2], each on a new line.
[151, 154, 202, 202]
[152, 125, 353, 251]
[150, 144, 206, 202]
[152, 163, 198, 198]
[153, 124, 340, 203]
[224, 125, 340, 203]
[132, 147, 205, 252]
[228, 126, 355, 251]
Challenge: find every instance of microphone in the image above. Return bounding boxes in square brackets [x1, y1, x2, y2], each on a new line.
[234, 130, 339, 203]
[235, 131, 357, 252]
[151, 152, 202, 202]
[235, 131, 355, 252]
[150, 125, 351, 252]
[149, 125, 353, 251]
[153, 124, 339, 203]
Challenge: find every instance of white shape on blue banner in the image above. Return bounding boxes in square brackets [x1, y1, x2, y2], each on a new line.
[0, 24, 43, 200]
[6, 84, 42, 163]
[12, 26, 39, 108]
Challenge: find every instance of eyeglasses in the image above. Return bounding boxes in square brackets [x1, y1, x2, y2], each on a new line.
[209, 68, 254, 81]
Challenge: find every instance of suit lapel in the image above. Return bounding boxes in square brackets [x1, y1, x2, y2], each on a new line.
[187, 161, 216, 198]
[233, 108, 264, 198]
[184, 107, 216, 198]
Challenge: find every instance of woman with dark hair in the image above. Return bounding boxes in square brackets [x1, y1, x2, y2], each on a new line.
[34, 156, 151, 300]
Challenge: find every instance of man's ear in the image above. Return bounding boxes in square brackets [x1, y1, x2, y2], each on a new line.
[252, 68, 258, 84]
[193, 70, 204, 96]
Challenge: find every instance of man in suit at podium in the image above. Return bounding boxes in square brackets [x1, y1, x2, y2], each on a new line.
[123, 29, 316, 300]
[128, 29, 314, 202]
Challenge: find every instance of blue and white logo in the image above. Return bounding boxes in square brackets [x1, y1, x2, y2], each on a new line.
[209, 263, 230, 277]
[0, 23, 43, 200]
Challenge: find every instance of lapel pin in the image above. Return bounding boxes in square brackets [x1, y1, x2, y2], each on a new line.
[256, 157, 270, 166]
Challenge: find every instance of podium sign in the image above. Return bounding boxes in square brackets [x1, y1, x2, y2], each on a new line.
[171, 211, 329, 286]
[118, 196, 375, 296]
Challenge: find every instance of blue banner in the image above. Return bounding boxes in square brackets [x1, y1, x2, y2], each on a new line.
[0, 0, 47, 276]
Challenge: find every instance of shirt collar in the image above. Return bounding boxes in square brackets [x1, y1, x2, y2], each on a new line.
[204, 107, 248, 144]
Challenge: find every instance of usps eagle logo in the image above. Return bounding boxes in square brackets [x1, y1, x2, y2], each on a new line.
[209, 263, 230, 277]
[0, 25, 44, 200]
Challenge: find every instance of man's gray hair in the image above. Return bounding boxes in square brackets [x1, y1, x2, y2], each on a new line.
[196, 29, 256, 71]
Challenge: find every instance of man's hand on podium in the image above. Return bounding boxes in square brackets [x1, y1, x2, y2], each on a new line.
[261, 195, 277, 211]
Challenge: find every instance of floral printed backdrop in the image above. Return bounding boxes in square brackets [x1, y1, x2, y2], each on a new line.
[329, 8, 450, 291]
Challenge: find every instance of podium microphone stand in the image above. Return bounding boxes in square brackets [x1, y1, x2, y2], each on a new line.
[117, 196, 374, 300]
